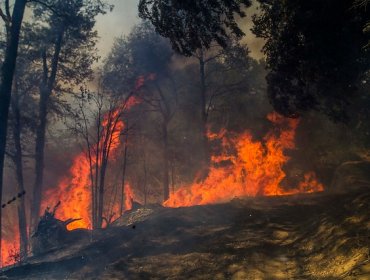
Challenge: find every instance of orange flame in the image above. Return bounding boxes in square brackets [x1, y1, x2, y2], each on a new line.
[41, 74, 156, 229]
[42, 97, 139, 230]
[124, 184, 134, 211]
[1, 228, 20, 267]
[164, 113, 324, 207]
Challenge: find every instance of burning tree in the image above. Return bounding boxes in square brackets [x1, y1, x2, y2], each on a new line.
[60, 86, 136, 229]
[28, 0, 111, 232]
[0, 0, 27, 265]
[138, 2, 252, 175]
[103, 22, 179, 202]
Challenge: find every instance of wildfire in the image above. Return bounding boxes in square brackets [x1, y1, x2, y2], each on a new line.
[41, 75, 155, 230]
[1, 231, 20, 266]
[164, 113, 324, 207]
[42, 97, 136, 230]
[124, 184, 134, 211]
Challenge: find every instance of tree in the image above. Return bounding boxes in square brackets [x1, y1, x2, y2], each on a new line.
[138, 0, 252, 172]
[252, 0, 370, 121]
[0, 0, 27, 265]
[138, 0, 252, 56]
[191, 41, 251, 172]
[28, 0, 110, 230]
[72, 87, 132, 229]
[103, 22, 177, 202]
[6, 50, 38, 261]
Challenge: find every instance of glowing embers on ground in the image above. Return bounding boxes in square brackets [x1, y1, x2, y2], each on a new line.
[164, 113, 324, 208]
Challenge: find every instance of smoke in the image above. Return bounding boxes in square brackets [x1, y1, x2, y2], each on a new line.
[94, 0, 265, 62]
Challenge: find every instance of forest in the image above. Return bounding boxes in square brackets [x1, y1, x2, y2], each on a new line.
[0, 0, 369, 279]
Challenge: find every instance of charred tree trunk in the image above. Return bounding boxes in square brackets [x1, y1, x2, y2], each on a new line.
[143, 153, 147, 206]
[31, 26, 64, 230]
[31, 86, 49, 230]
[171, 158, 175, 195]
[198, 49, 210, 177]
[120, 132, 129, 215]
[0, 0, 27, 265]
[162, 122, 170, 202]
[93, 109, 101, 229]
[11, 82, 28, 261]
[97, 158, 107, 228]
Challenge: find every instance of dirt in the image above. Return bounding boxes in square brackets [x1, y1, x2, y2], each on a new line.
[1, 189, 369, 280]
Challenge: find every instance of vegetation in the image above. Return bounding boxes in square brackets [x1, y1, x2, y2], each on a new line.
[0, 0, 369, 273]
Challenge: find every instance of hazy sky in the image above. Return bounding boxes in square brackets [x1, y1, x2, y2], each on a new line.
[95, 0, 141, 60]
[95, 1, 264, 62]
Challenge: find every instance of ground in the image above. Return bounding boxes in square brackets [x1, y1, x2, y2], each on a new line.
[1, 188, 369, 280]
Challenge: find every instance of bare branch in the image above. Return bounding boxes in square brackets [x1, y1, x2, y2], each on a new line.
[5, 0, 10, 18]
[0, 7, 9, 24]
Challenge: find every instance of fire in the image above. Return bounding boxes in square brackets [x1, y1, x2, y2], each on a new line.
[164, 112, 324, 207]
[124, 184, 134, 211]
[42, 98, 135, 230]
[43, 152, 92, 230]
[41, 74, 155, 230]
[1, 228, 20, 266]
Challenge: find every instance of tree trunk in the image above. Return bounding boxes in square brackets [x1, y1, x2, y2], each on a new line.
[143, 154, 147, 206]
[162, 122, 170, 202]
[198, 50, 210, 176]
[31, 26, 64, 230]
[97, 159, 107, 228]
[120, 132, 129, 215]
[31, 86, 48, 230]
[0, 0, 27, 266]
[93, 110, 101, 229]
[171, 159, 175, 195]
[11, 82, 28, 261]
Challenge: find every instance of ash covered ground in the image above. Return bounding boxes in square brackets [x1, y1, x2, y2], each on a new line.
[1, 188, 369, 280]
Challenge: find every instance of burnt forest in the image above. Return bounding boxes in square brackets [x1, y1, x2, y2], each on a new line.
[0, 0, 369, 279]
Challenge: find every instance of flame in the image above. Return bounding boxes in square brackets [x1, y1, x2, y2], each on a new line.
[164, 112, 324, 207]
[124, 184, 134, 211]
[1, 228, 20, 267]
[43, 152, 92, 230]
[0, 75, 148, 266]
[41, 74, 155, 230]
[42, 97, 136, 230]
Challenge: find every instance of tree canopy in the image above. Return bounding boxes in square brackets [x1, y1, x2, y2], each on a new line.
[138, 0, 251, 56]
[253, 0, 370, 121]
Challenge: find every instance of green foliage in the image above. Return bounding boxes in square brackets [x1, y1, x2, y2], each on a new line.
[252, 0, 370, 121]
[29, 0, 110, 87]
[138, 0, 252, 56]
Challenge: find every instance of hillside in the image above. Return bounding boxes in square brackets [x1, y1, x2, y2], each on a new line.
[1, 189, 370, 280]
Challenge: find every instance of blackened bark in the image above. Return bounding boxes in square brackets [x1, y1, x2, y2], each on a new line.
[0, 0, 27, 265]
[31, 86, 48, 229]
[31, 25, 65, 230]
[162, 122, 170, 202]
[120, 132, 129, 215]
[11, 82, 28, 261]
[143, 154, 147, 206]
[93, 108, 101, 229]
[97, 159, 107, 228]
[198, 49, 210, 176]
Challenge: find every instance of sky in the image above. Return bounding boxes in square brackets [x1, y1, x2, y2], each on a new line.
[95, 0, 141, 61]
[94, 0, 265, 62]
